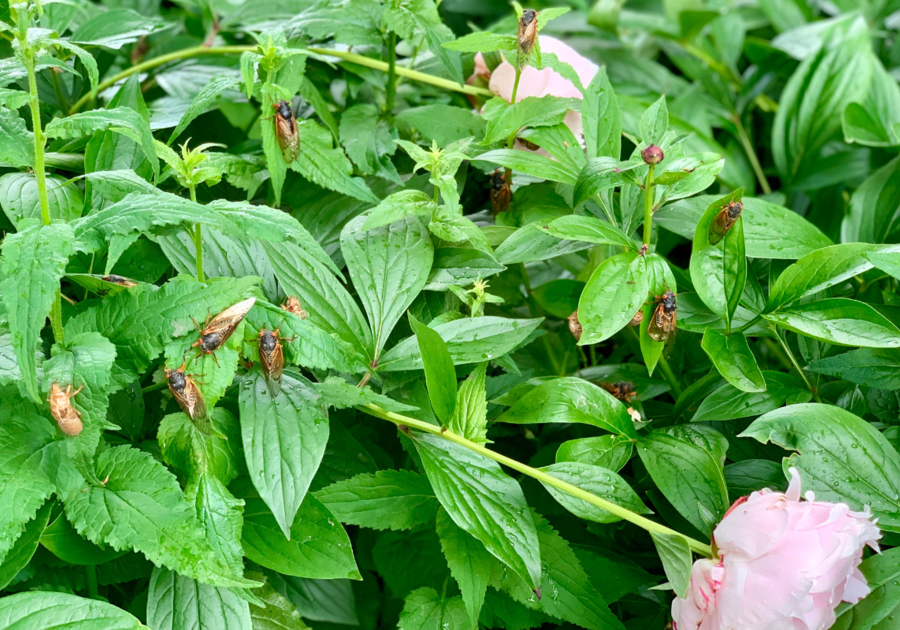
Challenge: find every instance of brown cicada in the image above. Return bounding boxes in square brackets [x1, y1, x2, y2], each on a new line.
[48, 382, 84, 436]
[166, 363, 210, 434]
[259, 327, 294, 393]
[102, 274, 138, 288]
[192, 297, 256, 365]
[600, 381, 637, 404]
[517, 9, 538, 62]
[567, 310, 582, 342]
[647, 290, 677, 354]
[281, 296, 307, 319]
[490, 168, 511, 215]
[272, 100, 299, 163]
[708, 200, 743, 246]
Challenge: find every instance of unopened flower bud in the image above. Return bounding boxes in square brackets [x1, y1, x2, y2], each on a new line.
[641, 144, 664, 165]
[567, 310, 582, 342]
[517, 9, 538, 68]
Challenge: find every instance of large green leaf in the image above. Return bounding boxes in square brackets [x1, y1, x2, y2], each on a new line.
[0, 592, 142, 629]
[435, 508, 494, 629]
[398, 587, 470, 630]
[582, 67, 621, 160]
[764, 298, 900, 348]
[650, 532, 692, 600]
[834, 547, 900, 629]
[543, 215, 635, 250]
[147, 567, 251, 630]
[691, 372, 811, 422]
[239, 370, 329, 539]
[0, 173, 83, 227]
[494, 223, 594, 265]
[410, 430, 542, 591]
[701, 329, 765, 393]
[577, 252, 649, 345]
[539, 462, 650, 524]
[496, 377, 637, 438]
[742, 403, 900, 531]
[808, 348, 900, 390]
[1, 221, 74, 402]
[342, 214, 433, 358]
[0, 500, 51, 590]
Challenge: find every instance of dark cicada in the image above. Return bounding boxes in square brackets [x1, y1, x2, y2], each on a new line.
[259, 327, 293, 393]
[490, 169, 511, 215]
[708, 200, 743, 246]
[647, 290, 677, 353]
[599, 381, 637, 403]
[102, 274, 138, 288]
[48, 382, 84, 436]
[166, 363, 210, 434]
[191, 297, 256, 364]
[273, 100, 299, 163]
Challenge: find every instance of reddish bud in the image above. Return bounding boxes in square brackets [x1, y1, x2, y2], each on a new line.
[641, 144, 664, 165]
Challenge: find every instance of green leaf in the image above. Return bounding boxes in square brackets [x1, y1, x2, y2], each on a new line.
[169, 75, 239, 144]
[410, 430, 542, 590]
[315, 470, 439, 531]
[543, 215, 635, 250]
[556, 435, 634, 471]
[45, 107, 158, 178]
[572, 157, 635, 208]
[398, 587, 470, 630]
[409, 313, 457, 426]
[0, 106, 33, 168]
[188, 473, 246, 577]
[241, 495, 361, 580]
[637, 431, 729, 537]
[649, 532, 692, 599]
[477, 149, 577, 185]
[741, 403, 900, 531]
[436, 508, 494, 629]
[0, 592, 142, 629]
[248, 572, 311, 629]
[342, 214, 433, 357]
[767, 243, 894, 309]
[0, 500, 51, 590]
[290, 119, 379, 204]
[808, 348, 900, 390]
[846, 156, 900, 244]
[582, 67, 621, 160]
[339, 103, 400, 183]
[539, 462, 650, 524]
[40, 510, 126, 566]
[428, 248, 505, 289]
[640, 96, 668, 145]
[70, 8, 170, 49]
[379, 316, 542, 371]
[764, 298, 900, 348]
[701, 330, 766, 393]
[689, 189, 746, 325]
[1, 221, 75, 402]
[450, 362, 488, 443]
[147, 567, 251, 630]
[362, 190, 435, 231]
[442, 31, 516, 53]
[494, 223, 594, 265]
[239, 370, 329, 539]
[395, 105, 485, 147]
[497, 377, 637, 438]
[578, 251, 649, 345]
[692, 371, 812, 422]
[0, 173, 83, 227]
[481, 96, 582, 145]
[834, 547, 900, 628]
[290, 0, 384, 46]
[531, 279, 584, 319]
[63, 445, 255, 587]
[158, 408, 242, 486]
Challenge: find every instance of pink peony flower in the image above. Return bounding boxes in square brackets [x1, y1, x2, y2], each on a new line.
[672, 468, 881, 630]
[474, 36, 599, 147]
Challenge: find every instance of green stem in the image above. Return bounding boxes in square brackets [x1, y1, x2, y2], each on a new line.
[642, 164, 655, 246]
[361, 403, 712, 557]
[85, 565, 99, 599]
[732, 314, 762, 335]
[734, 117, 772, 195]
[189, 185, 204, 282]
[505, 66, 523, 150]
[141, 381, 168, 394]
[385, 31, 397, 115]
[773, 328, 822, 402]
[657, 356, 683, 397]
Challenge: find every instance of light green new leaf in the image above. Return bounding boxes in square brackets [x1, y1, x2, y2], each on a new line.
[409, 313, 457, 425]
[442, 31, 516, 53]
[640, 96, 668, 145]
[650, 532, 692, 599]
[147, 567, 251, 630]
[1, 221, 75, 402]
[239, 371, 329, 540]
[481, 96, 582, 145]
[363, 190, 435, 231]
[450, 362, 488, 443]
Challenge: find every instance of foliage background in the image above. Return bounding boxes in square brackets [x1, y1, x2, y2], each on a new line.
[2, 0, 900, 628]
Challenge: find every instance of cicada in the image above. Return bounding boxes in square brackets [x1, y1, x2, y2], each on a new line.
[600, 381, 637, 403]
[281, 296, 307, 319]
[647, 290, 677, 353]
[490, 168, 511, 215]
[708, 200, 743, 246]
[48, 382, 84, 436]
[259, 327, 294, 394]
[192, 297, 256, 364]
[567, 310, 582, 342]
[166, 363, 210, 434]
[102, 274, 138, 288]
[517, 9, 538, 63]
[272, 100, 299, 163]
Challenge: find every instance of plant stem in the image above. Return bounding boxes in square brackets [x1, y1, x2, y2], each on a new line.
[361, 403, 712, 557]
[189, 185, 204, 282]
[385, 31, 397, 115]
[773, 328, 822, 402]
[734, 117, 772, 195]
[85, 565, 99, 599]
[642, 164, 655, 246]
[732, 314, 762, 335]
[505, 66, 523, 150]
[657, 356, 683, 397]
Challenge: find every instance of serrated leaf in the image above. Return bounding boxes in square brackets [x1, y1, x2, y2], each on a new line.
[70, 8, 170, 49]
[409, 430, 542, 590]
[362, 190, 435, 231]
[398, 587, 470, 630]
[1, 221, 75, 402]
[239, 370, 329, 539]
[0, 592, 142, 628]
[315, 470, 439, 531]
[0, 499, 51, 590]
[0, 106, 33, 168]
[147, 567, 251, 630]
[339, 103, 400, 183]
[169, 75, 239, 144]
[313, 376, 416, 412]
[63, 446, 255, 588]
[188, 473, 246, 577]
[436, 508, 494, 629]
[158, 408, 242, 486]
[248, 572, 310, 630]
[450, 362, 488, 443]
[0, 172, 83, 227]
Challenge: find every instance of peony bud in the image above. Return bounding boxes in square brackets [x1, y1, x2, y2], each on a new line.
[672, 468, 881, 630]
[517, 9, 538, 68]
[641, 144, 664, 165]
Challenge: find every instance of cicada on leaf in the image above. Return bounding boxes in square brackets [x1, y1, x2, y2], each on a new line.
[192, 297, 256, 364]
[273, 100, 299, 163]
[258, 327, 294, 394]
[490, 168, 511, 215]
[102, 274, 138, 288]
[599, 381, 637, 403]
[165, 363, 210, 434]
[708, 200, 743, 246]
[48, 382, 84, 436]
[647, 289, 677, 356]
